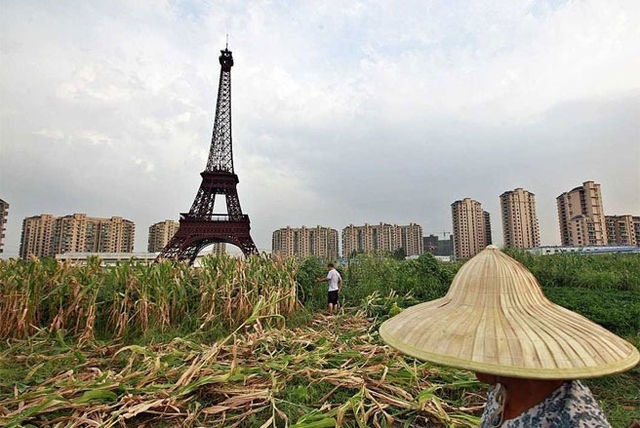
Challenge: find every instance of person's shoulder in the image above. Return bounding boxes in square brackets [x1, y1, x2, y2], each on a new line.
[552, 381, 611, 427]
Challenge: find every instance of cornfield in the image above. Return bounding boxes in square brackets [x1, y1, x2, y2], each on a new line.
[0, 308, 485, 427]
[0, 254, 485, 427]
[1, 252, 638, 427]
[0, 254, 299, 342]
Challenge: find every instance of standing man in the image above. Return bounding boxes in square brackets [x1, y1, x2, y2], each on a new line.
[316, 263, 342, 314]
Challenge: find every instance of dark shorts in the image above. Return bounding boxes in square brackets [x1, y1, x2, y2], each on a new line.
[328, 290, 339, 305]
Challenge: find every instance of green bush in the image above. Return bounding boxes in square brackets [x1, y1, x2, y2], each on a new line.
[297, 251, 640, 338]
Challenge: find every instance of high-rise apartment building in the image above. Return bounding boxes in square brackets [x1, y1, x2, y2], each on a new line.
[342, 223, 423, 258]
[499, 188, 540, 249]
[20, 214, 56, 259]
[605, 215, 639, 246]
[20, 213, 135, 259]
[272, 226, 339, 260]
[0, 198, 8, 254]
[148, 220, 180, 252]
[102, 216, 134, 253]
[556, 181, 607, 246]
[451, 198, 492, 260]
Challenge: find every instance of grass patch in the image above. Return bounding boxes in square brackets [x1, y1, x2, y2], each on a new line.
[543, 287, 640, 335]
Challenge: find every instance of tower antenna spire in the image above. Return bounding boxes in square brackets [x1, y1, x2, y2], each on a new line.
[226, 34, 229, 50]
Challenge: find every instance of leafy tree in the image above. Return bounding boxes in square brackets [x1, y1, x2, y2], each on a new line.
[392, 247, 407, 260]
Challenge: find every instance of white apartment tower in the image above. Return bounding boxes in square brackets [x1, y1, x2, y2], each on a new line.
[451, 198, 492, 260]
[556, 181, 608, 246]
[499, 188, 540, 249]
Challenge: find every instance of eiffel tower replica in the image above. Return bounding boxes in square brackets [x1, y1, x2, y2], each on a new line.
[158, 45, 259, 264]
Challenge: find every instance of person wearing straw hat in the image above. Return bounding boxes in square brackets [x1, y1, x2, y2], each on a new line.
[380, 245, 639, 427]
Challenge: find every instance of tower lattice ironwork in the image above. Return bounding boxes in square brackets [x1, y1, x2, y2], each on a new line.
[157, 46, 258, 264]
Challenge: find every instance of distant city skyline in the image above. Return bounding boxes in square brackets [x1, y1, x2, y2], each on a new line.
[4, 177, 638, 257]
[19, 213, 134, 259]
[8, 178, 639, 260]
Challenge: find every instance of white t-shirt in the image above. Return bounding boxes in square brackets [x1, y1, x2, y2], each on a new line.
[326, 268, 342, 292]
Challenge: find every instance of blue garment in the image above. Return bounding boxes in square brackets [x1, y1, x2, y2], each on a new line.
[480, 380, 610, 427]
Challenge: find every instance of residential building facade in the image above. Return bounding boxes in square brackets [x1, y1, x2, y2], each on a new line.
[148, 220, 180, 252]
[20, 214, 56, 259]
[0, 198, 8, 254]
[499, 188, 540, 249]
[451, 198, 492, 260]
[556, 181, 608, 246]
[605, 215, 640, 246]
[342, 222, 424, 257]
[272, 226, 339, 260]
[20, 213, 135, 259]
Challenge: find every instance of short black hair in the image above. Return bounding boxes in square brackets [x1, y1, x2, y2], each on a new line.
[327, 263, 335, 268]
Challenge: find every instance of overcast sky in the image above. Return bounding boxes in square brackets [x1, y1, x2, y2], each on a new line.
[1, 0, 639, 257]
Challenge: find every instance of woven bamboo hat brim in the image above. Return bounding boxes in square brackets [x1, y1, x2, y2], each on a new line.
[379, 245, 639, 379]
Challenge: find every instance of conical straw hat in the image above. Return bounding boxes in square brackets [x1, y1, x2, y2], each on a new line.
[379, 245, 639, 379]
